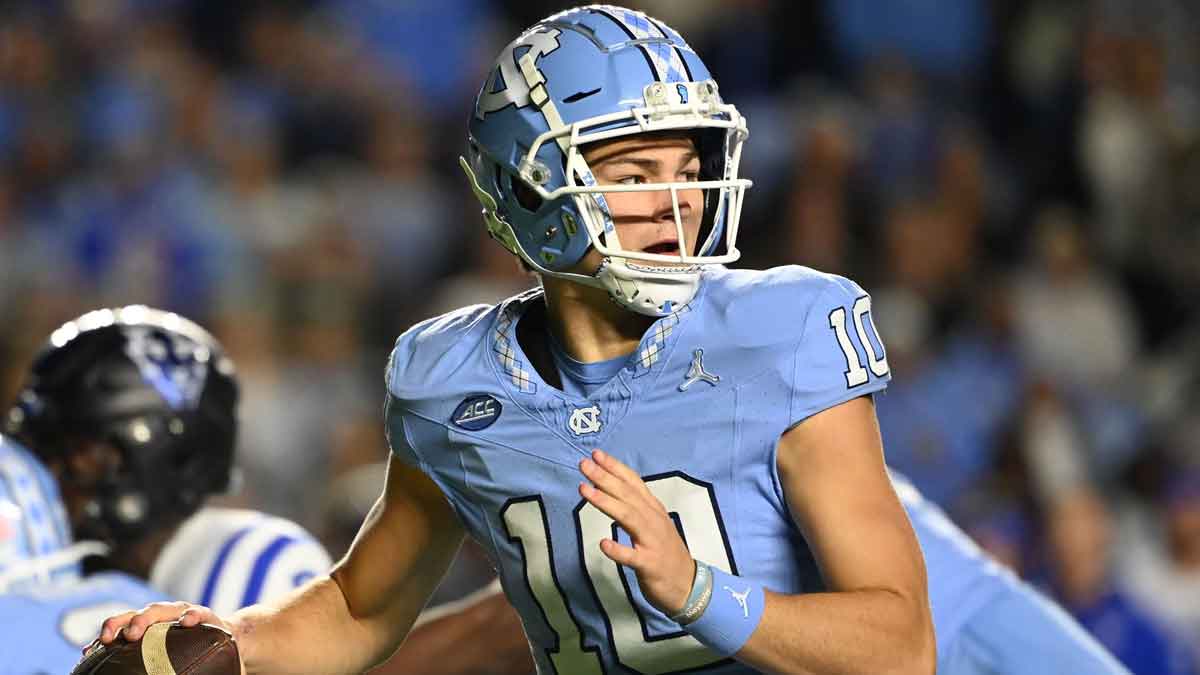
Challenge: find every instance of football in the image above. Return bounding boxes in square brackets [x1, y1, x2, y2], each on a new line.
[71, 622, 240, 675]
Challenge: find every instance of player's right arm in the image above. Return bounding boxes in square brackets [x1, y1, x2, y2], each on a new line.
[96, 454, 466, 674]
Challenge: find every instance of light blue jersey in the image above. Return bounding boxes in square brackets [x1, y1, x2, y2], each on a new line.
[385, 265, 1125, 675]
[0, 436, 76, 591]
[386, 266, 889, 675]
[0, 571, 166, 675]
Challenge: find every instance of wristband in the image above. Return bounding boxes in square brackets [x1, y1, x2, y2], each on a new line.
[682, 565, 765, 657]
[670, 560, 713, 625]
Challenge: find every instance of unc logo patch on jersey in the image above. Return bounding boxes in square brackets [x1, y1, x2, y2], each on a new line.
[568, 404, 602, 436]
[453, 395, 502, 431]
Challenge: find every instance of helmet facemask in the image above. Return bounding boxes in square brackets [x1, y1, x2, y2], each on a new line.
[464, 79, 751, 317]
[7, 307, 238, 549]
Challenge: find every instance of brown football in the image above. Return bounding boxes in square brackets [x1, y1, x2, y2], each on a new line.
[71, 622, 240, 675]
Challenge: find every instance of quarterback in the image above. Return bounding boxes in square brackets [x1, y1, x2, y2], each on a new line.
[96, 6, 1125, 675]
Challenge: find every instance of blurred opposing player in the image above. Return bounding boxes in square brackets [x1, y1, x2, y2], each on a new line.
[10, 305, 533, 674]
[95, 6, 1123, 674]
[5, 306, 334, 615]
[0, 435, 166, 675]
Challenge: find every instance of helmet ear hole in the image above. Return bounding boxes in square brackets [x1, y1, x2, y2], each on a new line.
[510, 173, 544, 213]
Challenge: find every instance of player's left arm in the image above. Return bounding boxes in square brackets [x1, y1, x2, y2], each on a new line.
[749, 394, 934, 674]
[581, 399, 934, 675]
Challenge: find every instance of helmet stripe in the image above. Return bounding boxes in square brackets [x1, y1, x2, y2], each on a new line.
[590, 8, 659, 82]
[648, 17, 694, 81]
[590, 7, 689, 83]
[614, 8, 688, 83]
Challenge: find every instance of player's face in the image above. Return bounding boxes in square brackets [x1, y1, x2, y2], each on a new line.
[576, 134, 704, 269]
[47, 437, 122, 537]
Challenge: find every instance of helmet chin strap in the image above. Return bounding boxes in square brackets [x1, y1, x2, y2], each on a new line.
[594, 257, 701, 317]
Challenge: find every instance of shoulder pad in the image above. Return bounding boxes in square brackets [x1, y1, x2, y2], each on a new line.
[700, 266, 890, 424]
[386, 303, 498, 402]
[701, 265, 855, 348]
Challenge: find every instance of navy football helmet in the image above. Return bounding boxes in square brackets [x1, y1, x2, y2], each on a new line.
[462, 5, 751, 316]
[5, 306, 238, 546]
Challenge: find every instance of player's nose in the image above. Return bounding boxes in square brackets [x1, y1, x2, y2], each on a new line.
[650, 184, 695, 224]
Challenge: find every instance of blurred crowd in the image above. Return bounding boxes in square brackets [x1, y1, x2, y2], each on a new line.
[1, 1, 1198, 672]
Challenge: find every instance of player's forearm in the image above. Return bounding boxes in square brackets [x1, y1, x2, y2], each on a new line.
[733, 587, 935, 675]
[231, 575, 411, 674]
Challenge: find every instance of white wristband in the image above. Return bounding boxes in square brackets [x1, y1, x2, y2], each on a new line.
[670, 559, 713, 626]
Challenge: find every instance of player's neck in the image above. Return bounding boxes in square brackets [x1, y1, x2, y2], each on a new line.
[108, 523, 181, 580]
[541, 277, 652, 363]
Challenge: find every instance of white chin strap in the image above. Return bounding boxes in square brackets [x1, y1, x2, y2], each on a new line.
[595, 257, 701, 317]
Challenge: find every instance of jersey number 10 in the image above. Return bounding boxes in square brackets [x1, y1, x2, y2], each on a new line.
[829, 295, 889, 388]
[502, 473, 735, 674]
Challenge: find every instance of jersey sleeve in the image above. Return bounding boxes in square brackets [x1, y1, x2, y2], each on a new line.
[382, 307, 485, 470]
[789, 275, 891, 426]
[384, 392, 425, 468]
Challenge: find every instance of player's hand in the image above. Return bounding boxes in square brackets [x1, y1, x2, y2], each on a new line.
[95, 600, 234, 646]
[579, 449, 695, 617]
[91, 602, 247, 674]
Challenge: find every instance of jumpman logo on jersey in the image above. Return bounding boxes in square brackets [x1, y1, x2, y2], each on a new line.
[724, 585, 751, 618]
[678, 348, 720, 391]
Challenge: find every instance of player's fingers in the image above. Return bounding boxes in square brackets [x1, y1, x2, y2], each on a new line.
[592, 450, 661, 506]
[178, 605, 217, 627]
[599, 537, 638, 567]
[98, 610, 139, 645]
[123, 601, 192, 641]
[586, 452, 664, 513]
[580, 482, 641, 532]
[592, 449, 641, 485]
[580, 458, 640, 503]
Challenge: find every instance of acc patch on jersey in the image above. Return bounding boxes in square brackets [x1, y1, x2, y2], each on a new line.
[452, 395, 502, 431]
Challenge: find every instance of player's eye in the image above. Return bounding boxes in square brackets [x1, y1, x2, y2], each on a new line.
[616, 175, 645, 185]
[681, 171, 701, 182]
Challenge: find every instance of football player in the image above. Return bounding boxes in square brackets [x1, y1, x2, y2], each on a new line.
[0, 435, 166, 674]
[6, 306, 334, 615]
[96, 6, 1127, 674]
[9, 306, 534, 674]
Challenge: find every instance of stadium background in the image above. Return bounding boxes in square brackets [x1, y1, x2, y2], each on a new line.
[0, 1, 1197, 671]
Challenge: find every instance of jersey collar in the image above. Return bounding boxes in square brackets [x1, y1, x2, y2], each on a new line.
[488, 280, 704, 398]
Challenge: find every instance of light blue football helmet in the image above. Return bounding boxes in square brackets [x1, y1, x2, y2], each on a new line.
[0, 434, 102, 591]
[461, 4, 751, 316]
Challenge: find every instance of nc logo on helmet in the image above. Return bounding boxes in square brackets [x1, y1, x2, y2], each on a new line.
[476, 27, 562, 119]
[452, 395, 502, 431]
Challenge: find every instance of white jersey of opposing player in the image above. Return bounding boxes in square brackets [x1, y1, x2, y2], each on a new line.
[149, 507, 333, 615]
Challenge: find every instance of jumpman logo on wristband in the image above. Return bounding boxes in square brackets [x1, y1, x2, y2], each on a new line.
[724, 586, 751, 618]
